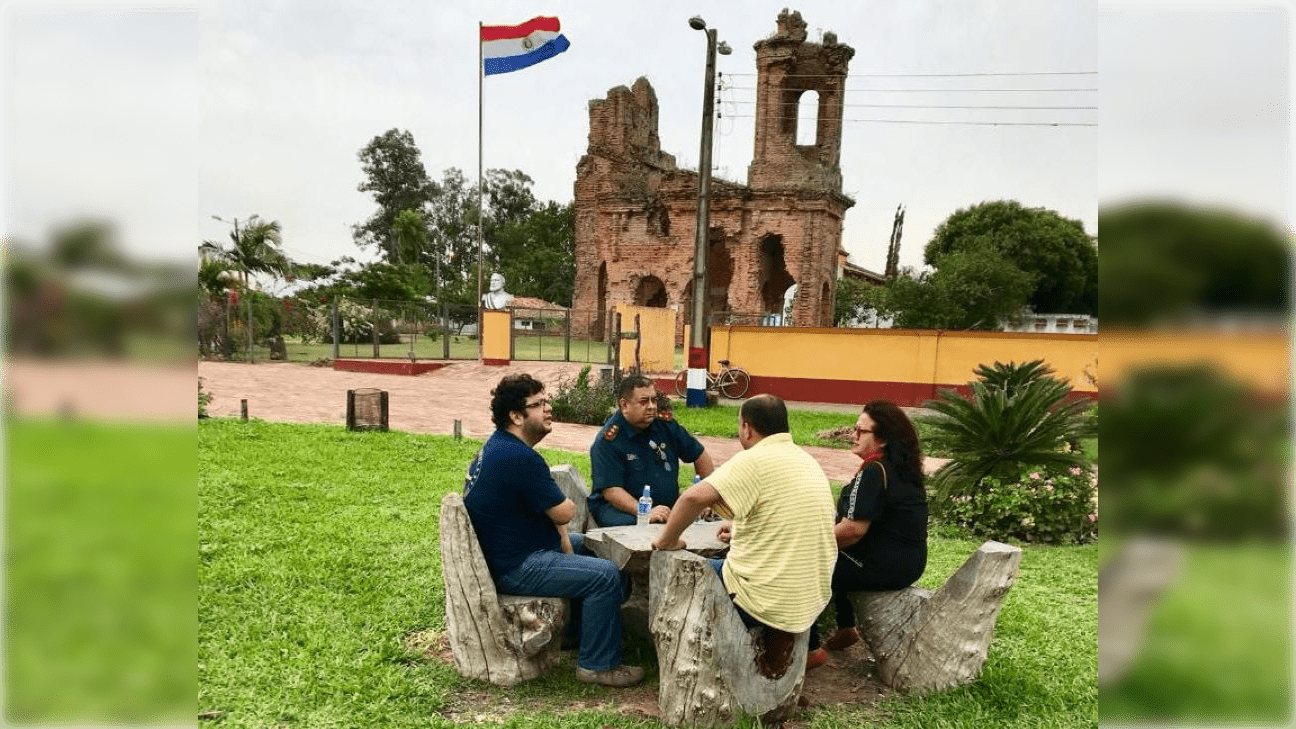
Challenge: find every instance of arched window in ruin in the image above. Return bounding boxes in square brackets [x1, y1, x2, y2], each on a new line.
[634, 275, 669, 308]
[819, 280, 833, 327]
[758, 235, 796, 314]
[796, 90, 819, 146]
[706, 228, 733, 318]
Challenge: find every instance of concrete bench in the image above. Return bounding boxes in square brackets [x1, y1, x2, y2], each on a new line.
[848, 540, 1022, 694]
[438, 465, 592, 687]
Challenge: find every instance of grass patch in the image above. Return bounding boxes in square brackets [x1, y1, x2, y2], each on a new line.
[200, 419, 1096, 727]
[671, 404, 959, 456]
[1099, 542, 1291, 725]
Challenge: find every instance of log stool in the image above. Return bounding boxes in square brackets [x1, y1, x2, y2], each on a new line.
[439, 492, 567, 686]
[649, 549, 807, 728]
[849, 540, 1022, 694]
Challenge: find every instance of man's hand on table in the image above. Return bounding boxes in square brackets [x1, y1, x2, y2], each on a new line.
[648, 505, 671, 523]
[652, 534, 686, 551]
[716, 520, 733, 544]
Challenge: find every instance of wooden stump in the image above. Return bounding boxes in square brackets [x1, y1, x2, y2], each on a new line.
[649, 550, 807, 728]
[439, 492, 567, 686]
[550, 464, 592, 534]
[850, 540, 1022, 694]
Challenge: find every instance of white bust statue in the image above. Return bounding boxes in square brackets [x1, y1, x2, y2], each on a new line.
[481, 272, 514, 309]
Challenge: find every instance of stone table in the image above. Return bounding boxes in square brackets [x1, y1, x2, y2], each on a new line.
[582, 521, 729, 633]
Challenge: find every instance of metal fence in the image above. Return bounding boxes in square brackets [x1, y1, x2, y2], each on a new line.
[198, 293, 617, 365]
[508, 307, 612, 364]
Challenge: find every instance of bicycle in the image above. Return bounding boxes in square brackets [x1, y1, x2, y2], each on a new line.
[674, 359, 751, 399]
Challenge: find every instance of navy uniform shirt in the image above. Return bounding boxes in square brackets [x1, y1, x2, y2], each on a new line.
[588, 408, 705, 511]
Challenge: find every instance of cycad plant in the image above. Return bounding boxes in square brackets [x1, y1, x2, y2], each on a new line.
[923, 362, 1096, 522]
[973, 358, 1056, 396]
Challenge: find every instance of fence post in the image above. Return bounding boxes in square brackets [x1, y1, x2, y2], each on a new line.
[331, 298, 340, 360]
[509, 307, 516, 362]
[246, 291, 254, 363]
[407, 304, 415, 361]
[240, 399, 248, 421]
[442, 302, 450, 359]
[564, 309, 572, 362]
[611, 311, 621, 382]
[634, 313, 642, 372]
[372, 298, 380, 358]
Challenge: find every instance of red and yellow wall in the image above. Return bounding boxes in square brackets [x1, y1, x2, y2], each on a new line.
[704, 325, 1099, 406]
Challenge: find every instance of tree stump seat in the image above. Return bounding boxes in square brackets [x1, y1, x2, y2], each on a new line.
[649, 549, 808, 728]
[847, 540, 1023, 694]
[437, 465, 593, 687]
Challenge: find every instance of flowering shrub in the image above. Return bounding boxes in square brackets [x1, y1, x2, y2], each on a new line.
[549, 365, 617, 426]
[940, 464, 1097, 544]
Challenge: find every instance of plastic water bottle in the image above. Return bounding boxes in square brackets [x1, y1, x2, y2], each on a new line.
[637, 485, 653, 524]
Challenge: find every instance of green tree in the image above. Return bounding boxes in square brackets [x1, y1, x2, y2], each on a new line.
[199, 215, 292, 290]
[875, 246, 1037, 330]
[926, 200, 1096, 315]
[1098, 201, 1289, 325]
[495, 201, 575, 306]
[354, 129, 437, 260]
[833, 277, 882, 326]
[390, 209, 429, 266]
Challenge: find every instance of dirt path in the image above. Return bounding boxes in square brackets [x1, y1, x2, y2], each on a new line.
[197, 360, 946, 480]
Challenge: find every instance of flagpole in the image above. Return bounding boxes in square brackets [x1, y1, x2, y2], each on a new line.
[476, 21, 485, 363]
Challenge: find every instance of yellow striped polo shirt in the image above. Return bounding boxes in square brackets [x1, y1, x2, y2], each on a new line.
[707, 432, 836, 632]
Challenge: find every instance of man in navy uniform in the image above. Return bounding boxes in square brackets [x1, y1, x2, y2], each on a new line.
[588, 374, 715, 526]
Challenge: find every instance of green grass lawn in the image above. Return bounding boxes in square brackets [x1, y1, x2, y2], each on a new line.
[1099, 542, 1291, 725]
[670, 404, 965, 457]
[200, 419, 1096, 728]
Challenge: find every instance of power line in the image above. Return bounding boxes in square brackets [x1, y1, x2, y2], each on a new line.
[721, 85, 1097, 93]
[722, 99, 1096, 110]
[718, 113, 1096, 127]
[722, 70, 1097, 78]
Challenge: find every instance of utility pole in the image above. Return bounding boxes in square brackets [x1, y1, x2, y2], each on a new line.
[686, 16, 730, 407]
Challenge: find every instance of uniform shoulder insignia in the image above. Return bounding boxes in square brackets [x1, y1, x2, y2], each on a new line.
[603, 424, 619, 441]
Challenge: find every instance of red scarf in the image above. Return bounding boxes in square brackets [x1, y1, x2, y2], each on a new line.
[854, 450, 884, 478]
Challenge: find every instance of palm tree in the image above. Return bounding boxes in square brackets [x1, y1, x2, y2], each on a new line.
[390, 209, 428, 268]
[199, 215, 292, 291]
[922, 371, 1096, 510]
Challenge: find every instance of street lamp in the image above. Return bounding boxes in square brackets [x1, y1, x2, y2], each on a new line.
[686, 16, 730, 407]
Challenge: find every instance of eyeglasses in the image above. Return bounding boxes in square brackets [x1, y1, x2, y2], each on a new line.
[853, 427, 874, 436]
[524, 398, 550, 410]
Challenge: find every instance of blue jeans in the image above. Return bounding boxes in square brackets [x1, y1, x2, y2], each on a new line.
[710, 558, 764, 630]
[590, 499, 637, 527]
[497, 533, 627, 671]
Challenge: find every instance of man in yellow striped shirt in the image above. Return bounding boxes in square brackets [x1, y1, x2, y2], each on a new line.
[652, 394, 836, 636]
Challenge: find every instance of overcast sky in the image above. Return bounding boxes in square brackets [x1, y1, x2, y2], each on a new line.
[2, 1, 1287, 280]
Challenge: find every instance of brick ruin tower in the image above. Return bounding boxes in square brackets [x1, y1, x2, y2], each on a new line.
[572, 9, 855, 342]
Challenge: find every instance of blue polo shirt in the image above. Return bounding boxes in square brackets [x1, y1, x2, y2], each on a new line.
[463, 429, 566, 578]
[588, 409, 705, 511]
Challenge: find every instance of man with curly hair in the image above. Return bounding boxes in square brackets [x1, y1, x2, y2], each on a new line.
[463, 373, 643, 687]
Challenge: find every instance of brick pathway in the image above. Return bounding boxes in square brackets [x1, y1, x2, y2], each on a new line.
[197, 360, 948, 481]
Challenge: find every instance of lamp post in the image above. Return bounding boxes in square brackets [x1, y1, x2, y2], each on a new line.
[686, 16, 730, 407]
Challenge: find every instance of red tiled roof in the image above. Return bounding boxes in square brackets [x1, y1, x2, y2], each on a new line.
[510, 296, 567, 311]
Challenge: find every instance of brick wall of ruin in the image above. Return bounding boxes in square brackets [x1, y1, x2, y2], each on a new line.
[572, 10, 855, 346]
